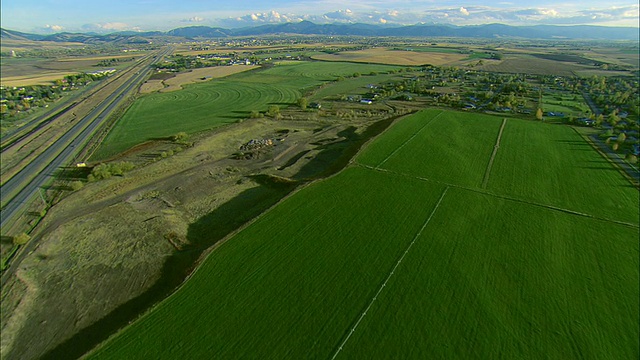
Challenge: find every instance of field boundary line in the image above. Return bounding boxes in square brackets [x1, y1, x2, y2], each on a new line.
[331, 187, 449, 359]
[355, 163, 639, 229]
[481, 118, 507, 189]
[375, 110, 444, 169]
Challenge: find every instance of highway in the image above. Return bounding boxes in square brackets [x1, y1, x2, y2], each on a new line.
[0, 46, 171, 230]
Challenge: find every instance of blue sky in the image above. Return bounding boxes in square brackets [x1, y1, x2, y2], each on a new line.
[1, 0, 638, 33]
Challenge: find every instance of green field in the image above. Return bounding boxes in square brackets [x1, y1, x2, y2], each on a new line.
[92, 61, 403, 159]
[89, 110, 639, 359]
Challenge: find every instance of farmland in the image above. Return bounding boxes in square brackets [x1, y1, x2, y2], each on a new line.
[89, 109, 638, 359]
[2, 36, 638, 360]
[312, 48, 466, 66]
[477, 54, 598, 76]
[92, 61, 403, 159]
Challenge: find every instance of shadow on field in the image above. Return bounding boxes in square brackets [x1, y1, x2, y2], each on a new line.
[230, 110, 250, 118]
[267, 101, 294, 106]
[580, 166, 619, 171]
[39, 181, 296, 360]
[39, 111, 412, 360]
[52, 166, 91, 180]
[292, 113, 408, 180]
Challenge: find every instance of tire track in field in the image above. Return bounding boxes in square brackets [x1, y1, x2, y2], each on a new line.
[354, 163, 639, 229]
[375, 111, 444, 169]
[481, 118, 507, 189]
[331, 187, 450, 359]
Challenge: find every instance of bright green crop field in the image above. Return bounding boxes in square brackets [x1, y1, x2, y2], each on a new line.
[89, 110, 639, 359]
[92, 61, 403, 159]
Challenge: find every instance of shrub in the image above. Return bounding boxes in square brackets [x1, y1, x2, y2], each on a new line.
[267, 105, 280, 118]
[171, 132, 188, 142]
[618, 133, 627, 143]
[13, 233, 30, 246]
[297, 97, 308, 110]
[69, 180, 84, 191]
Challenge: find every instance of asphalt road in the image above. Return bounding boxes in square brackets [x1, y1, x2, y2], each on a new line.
[0, 47, 171, 230]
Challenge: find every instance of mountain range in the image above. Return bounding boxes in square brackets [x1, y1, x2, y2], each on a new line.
[2, 21, 638, 44]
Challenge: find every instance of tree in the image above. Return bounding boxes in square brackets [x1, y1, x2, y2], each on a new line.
[69, 180, 84, 191]
[297, 97, 308, 110]
[171, 132, 188, 143]
[267, 105, 280, 118]
[13, 233, 30, 246]
[536, 108, 544, 121]
[618, 133, 627, 143]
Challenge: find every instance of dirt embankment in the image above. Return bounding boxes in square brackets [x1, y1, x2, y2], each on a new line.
[0, 104, 410, 360]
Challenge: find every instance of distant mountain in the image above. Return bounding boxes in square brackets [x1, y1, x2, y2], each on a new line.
[2, 22, 638, 45]
[1, 28, 46, 41]
[194, 22, 640, 40]
[166, 26, 232, 38]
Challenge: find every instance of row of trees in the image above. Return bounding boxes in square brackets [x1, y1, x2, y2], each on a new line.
[1, 72, 112, 120]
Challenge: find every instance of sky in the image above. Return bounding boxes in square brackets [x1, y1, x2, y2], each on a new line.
[1, 0, 638, 34]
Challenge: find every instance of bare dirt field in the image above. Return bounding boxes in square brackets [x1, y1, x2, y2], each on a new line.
[0, 99, 412, 360]
[312, 48, 466, 66]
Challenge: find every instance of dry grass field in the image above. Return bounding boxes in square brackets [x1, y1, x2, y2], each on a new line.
[312, 48, 466, 66]
[477, 55, 595, 76]
[1, 72, 80, 86]
[56, 54, 144, 62]
[139, 79, 165, 94]
[156, 65, 258, 92]
[0, 53, 147, 86]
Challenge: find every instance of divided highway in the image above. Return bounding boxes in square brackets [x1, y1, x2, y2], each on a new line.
[0, 46, 171, 230]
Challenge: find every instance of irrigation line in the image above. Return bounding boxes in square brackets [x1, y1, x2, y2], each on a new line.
[331, 187, 449, 359]
[354, 163, 639, 229]
[481, 118, 507, 189]
[375, 111, 444, 169]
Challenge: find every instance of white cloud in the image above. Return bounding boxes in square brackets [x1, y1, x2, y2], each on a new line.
[186, 16, 205, 22]
[98, 22, 129, 30]
[80, 22, 130, 33]
[213, 4, 639, 29]
[45, 24, 64, 31]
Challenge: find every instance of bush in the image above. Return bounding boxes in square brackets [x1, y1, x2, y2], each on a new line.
[250, 110, 263, 118]
[91, 163, 112, 180]
[171, 132, 188, 142]
[618, 133, 627, 143]
[298, 97, 308, 110]
[13, 233, 30, 246]
[88, 161, 135, 181]
[69, 180, 84, 191]
[267, 105, 280, 118]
